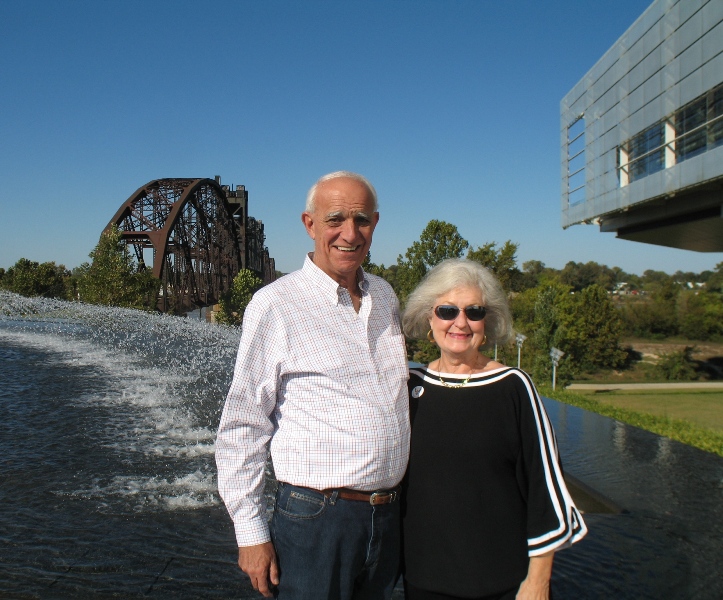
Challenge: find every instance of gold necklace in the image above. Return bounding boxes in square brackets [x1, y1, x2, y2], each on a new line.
[436, 359, 477, 388]
[438, 372, 472, 388]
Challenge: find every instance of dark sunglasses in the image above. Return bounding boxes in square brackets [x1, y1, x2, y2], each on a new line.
[433, 305, 487, 321]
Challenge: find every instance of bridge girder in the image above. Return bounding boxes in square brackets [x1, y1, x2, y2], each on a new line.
[106, 178, 242, 314]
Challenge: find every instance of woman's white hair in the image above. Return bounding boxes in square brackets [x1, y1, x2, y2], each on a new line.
[402, 258, 513, 347]
[305, 171, 378, 213]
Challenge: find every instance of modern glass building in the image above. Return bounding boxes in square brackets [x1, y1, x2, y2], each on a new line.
[560, 0, 723, 252]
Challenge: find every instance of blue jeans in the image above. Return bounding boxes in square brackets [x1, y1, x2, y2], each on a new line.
[270, 482, 401, 600]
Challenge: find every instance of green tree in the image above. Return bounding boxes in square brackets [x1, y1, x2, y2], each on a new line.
[650, 280, 679, 335]
[530, 284, 575, 387]
[522, 260, 546, 277]
[379, 264, 399, 291]
[677, 290, 723, 340]
[362, 252, 382, 276]
[706, 262, 723, 293]
[613, 268, 642, 293]
[509, 287, 538, 335]
[467, 240, 521, 292]
[559, 260, 617, 292]
[395, 220, 468, 303]
[621, 278, 680, 339]
[0, 258, 70, 299]
[672, 270, 699, 284]
[557, 284, 627, 372]
[76, 226, 159, 310]
[362, 253, 399, 291]
[517, 260, 554, 291]
[640, 269, 674, 293]
[526, 283, 626, 385]
[216, 269, 264, 326]
[409, 339, 440, 365]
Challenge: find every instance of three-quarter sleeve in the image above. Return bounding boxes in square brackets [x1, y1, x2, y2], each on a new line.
[514, 371, 587, 555]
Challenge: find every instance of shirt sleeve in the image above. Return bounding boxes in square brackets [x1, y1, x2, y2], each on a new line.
[215, 293, 283, 547]
[514, 372, 588, 556]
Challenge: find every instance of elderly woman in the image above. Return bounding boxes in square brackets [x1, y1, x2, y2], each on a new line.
[400, 259, 587, 600]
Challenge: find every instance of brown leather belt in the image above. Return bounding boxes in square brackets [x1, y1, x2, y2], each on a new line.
[320, 486, 401, 506]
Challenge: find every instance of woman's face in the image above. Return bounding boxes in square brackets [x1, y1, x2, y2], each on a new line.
[428, 285, 486, 362]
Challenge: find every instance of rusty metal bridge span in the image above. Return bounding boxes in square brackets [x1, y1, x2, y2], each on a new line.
[106, 177, 274, 314]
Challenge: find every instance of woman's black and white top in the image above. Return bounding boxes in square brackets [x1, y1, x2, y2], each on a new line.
[402, 366, 587, 598]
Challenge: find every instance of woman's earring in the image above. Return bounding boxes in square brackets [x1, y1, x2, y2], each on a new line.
[427, 329, 436, 344]
[480, 334, 488, 347]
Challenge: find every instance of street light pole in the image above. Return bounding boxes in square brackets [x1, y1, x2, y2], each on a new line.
[515, 333, 527, 368]
[550, 347, 565, 390]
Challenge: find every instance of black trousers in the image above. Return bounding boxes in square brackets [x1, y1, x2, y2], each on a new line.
[403, 579, 519, 600]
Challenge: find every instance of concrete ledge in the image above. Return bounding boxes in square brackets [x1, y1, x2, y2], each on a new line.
[564, 473, 625, 515]
[567, 382, 723, 390]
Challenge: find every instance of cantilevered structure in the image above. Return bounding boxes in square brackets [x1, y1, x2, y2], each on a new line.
[561, 0, 723, 252]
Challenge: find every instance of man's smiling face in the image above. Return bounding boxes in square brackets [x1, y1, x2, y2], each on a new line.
[302, 177, 379, 287]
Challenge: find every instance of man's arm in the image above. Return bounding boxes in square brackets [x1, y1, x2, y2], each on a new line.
[239, 542, 280, 598]
[216, 294, 282, 557]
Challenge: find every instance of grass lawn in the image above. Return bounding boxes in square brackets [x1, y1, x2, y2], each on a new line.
[543, 387, 723, 457]
[556, 337, 723, 455]
[571, 388, 723, 432]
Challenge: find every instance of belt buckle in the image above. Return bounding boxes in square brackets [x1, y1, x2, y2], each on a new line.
[369, 489, 397, 505]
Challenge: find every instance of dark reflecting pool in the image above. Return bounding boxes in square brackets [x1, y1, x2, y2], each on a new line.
[1, 292, 721, 599]
[543, 399, 723, 599]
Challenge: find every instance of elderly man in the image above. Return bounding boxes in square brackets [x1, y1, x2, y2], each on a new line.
[216, 171, 410, 600]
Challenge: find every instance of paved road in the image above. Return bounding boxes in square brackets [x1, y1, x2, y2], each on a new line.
[567, 382, 723, 390]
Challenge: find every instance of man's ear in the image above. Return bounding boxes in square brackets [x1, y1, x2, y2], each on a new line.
[371, 212, 380, 230]
[301, 211, 315, 239]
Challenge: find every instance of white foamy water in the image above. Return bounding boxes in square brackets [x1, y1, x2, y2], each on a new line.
[0, 291, 241, 513]
[69, 470, 221, 510]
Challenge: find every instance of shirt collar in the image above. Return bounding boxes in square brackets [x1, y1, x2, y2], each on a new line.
[302, 253, 369, 305]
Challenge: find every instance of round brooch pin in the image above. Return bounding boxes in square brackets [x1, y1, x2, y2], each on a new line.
[411, 386, 424, 398]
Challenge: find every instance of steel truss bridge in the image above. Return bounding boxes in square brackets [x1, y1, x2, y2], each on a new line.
[106, 178, 274, 314]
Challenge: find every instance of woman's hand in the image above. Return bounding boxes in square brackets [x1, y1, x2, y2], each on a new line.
[516, 552, 554, 600]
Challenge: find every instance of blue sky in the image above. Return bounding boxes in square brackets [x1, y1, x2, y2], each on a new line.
[1, 0, 719, 276]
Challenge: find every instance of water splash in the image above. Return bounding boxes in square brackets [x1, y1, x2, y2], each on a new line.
[0, 290, 241, 512]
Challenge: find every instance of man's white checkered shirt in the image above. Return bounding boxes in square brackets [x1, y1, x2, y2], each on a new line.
[216, 255, 410, 547]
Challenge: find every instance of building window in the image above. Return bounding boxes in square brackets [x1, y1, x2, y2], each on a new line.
[677, 96, 708, 162]
[618, 81, 723, 186]
[567, 116, 585, 205]
[626, 122, 665, 184]
[709, 85, 723, 149]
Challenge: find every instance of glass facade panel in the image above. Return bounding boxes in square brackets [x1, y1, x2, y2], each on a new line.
[568, 152, 585, 175]
[568, 119, 585, 155]
[676, 98, 707, 161]
[567, 117, 585, 205]
[710, 86, 723, 149]
[568, 187, 586, 206]
[627, 123, 664, 183]
[568, 170, 586, 193]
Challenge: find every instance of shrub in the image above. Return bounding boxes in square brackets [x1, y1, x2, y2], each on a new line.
[654, 346, 699, 381]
